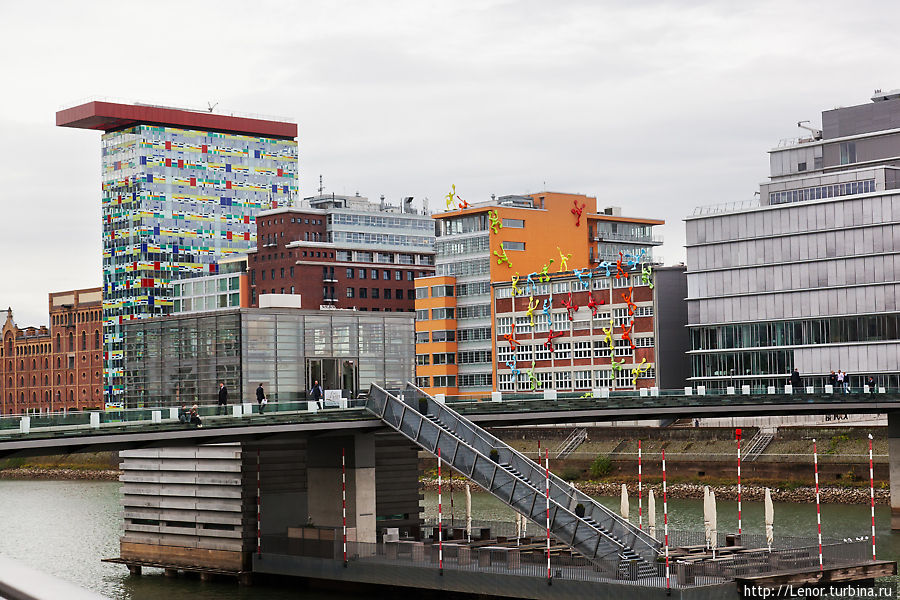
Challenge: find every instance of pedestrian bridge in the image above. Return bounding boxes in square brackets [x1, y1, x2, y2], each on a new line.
[0, 385, 898, 458]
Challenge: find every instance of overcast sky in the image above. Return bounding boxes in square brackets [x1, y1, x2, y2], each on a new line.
[1, 1, 896, 326]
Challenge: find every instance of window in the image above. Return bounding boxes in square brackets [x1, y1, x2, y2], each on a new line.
[614, 339, 632, 356]
[372, 288, 380, 299]
[495, 287, 512, 299]
[280, 268, 285, 279]
[797, 162, 807, 172]
[360, 288, 368, 299]
[496, 316, 512, 335]
[634, 336, 655, 347]
[432, 330, 456, 342]
[840, 141, 856, 165]
[395, 271, 402, 281]
[498, 373, 515, 392]
[261, 270, 266, 281]
[574, 370, 592, 389]
[514, 316, 531, 335]
[94, 331, 100, 349]
[371, 269, 378, 279]
[517, 344, 533, 362]
[433, 352, 457, 365]
[537, 371, 553, 388]
[459, 373, 492, 387]
[614, 308, 632, 327]
[81, 331, 86, 350]
[554, 371, 572, 389]
[503, 241, 525, 251]
[359, 269, 367, 279]
[415, 376, 431, 388]
[593, 340, 611, 358]
[384, 289, 392, 300]
[416, 309, 429, 320]
[432, 307, 455, 320]
[594, 369, 612, 388]
[396, 288, 403, 299]
[574, 341, 592, 358]
[347, 287, 355, 298]
[407, 271, 414, 281]
[415, 331, 430, 343]
[431, 285, 455, 298]
[346, 268, 354, 279]
[407, 290, 415, 300]
[416, 354, 430, 366]
[502, 218, 524, 228]
[552, 281, 568, 294]
[497, 345, 515, 363]
[534, 344, 551, 361]
[554, 342, 571, 360]
[415, 287, 428, 299]
[432, 375, 457, 388]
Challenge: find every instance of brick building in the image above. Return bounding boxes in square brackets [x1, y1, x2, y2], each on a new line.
[0, 287, 104, 415]
[248, 194, 435, 311]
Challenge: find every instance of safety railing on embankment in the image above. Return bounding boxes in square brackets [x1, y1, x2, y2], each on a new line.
[257, 531, 875, 589]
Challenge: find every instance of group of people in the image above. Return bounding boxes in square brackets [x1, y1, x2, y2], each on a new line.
[179, 379, 327, 427]
[827, 370, 852, 393]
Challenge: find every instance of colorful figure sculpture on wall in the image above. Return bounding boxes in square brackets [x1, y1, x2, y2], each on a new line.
[526, 272, 537, 296]
[641, 264, 654, 289]
[528, 361, 540, 390]
[615, 252, 627, 280]
[493, 242, 511, 267]
[596, 260, 612, 277]
[631, 358, 650, 387]
[506, 359, 521, 381]
[544, 329, 564, 351]
[488, 209, 502, 234]
[511, 273, 522, 296]
[621, 321, 636, 351]
[503, 333, 521, 348]
[587, 291, 601, 316]
[538, 260, 554, 282]
[542, 297, 552, 323]
[444, 184, 469, 210]
[622, 286, 637, 316]
[626, 249, 646, 270]
[610, 357, 624, 376]
[573, 267, 591, 289]
[562, 292, 578, 320]
[557, 247, 572, 272]
[571, 199, 585, 226]
[526, 296, 539, 327]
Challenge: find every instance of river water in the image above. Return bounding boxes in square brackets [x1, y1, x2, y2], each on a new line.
[0, 480, 896, 599]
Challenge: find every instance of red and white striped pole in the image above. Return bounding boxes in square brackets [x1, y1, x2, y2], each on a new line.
[736, 428, 742, 535]
[438, 448, 443, 574]
[663, 448, 670, 591]
[256, 447, 261, 559]
[638, 439, 643, 530]
[814, 439, 823, 571]
[342, 447, 347, 566]
[868, 433, 876, 561]
[545, 449, 551, 585]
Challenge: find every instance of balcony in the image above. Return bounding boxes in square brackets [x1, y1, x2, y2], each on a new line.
[593, 231, 663, 245]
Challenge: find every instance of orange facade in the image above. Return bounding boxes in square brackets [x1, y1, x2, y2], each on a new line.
[416, 192, 664, 397]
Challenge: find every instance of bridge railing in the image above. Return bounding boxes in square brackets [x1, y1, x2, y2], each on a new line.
[0, 397, 369, 439]
[0, 555, 105, 600]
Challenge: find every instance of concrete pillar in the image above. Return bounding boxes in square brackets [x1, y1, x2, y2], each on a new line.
[307, 432, 377, 543]
[889, 412, 900, 530]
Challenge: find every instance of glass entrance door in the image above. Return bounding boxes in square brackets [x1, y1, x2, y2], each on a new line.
[306, 358, 358, 399]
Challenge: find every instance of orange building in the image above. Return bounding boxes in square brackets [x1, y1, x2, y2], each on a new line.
[0, 287, 104, 415]
[414, 192, 663, 397]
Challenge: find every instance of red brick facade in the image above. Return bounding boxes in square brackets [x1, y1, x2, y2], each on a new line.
[0, 288, 103, 415]
[249, 209, 435, 312]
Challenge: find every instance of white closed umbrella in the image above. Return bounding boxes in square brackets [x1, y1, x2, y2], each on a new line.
[620, 484, 630, 520]
[765, 487, 774, 550]
[648, 489, 657, 538]
[710, 490, 718, 557]
[465, 484, 472, 542]
[703, 486, 712, 550]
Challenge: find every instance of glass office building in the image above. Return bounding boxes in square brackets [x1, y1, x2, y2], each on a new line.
[122, 308, 413, 407]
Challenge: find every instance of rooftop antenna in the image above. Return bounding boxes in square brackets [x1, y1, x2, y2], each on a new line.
[318, 175, 324, 195]
[206, 101, 218, 113]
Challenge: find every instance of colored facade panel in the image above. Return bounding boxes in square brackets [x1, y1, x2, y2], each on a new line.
[99, 123, 298, 399]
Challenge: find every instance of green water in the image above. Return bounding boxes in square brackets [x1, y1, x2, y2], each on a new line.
[0, 480, 895, 598]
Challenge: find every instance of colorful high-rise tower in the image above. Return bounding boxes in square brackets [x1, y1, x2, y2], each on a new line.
[57, 101, 298, 403]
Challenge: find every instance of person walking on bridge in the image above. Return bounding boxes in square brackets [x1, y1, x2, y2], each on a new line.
[790, 368, 802, 392]
[256, 383, 266, 414]
[217, 382, 228, 415]
[311, 380, 324, 409]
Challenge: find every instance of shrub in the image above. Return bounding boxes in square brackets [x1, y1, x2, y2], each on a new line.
[489, 449, 499, 463]
[589, 455, 613, 479]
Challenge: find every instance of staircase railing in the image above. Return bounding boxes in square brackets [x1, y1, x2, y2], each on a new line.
[555, 428, 588, 459]
[366, 383, 661, 569]
[400, 383, 661, 564]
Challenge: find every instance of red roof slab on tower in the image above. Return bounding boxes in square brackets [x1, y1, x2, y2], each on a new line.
[56, 101, 297, 139]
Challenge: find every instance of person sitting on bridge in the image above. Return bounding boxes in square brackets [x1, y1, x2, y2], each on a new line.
[189, 405, 202, 428]
[178, 405, 189, 425]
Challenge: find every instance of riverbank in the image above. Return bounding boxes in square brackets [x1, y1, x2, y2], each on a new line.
[420, 477, 889, 505]
[0, 452, 120, 480]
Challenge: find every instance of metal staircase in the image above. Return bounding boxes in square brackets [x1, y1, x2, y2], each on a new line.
[366, 383, 661, 578]
[554, 428, 588, 459]
[744, 428, 776, 462]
